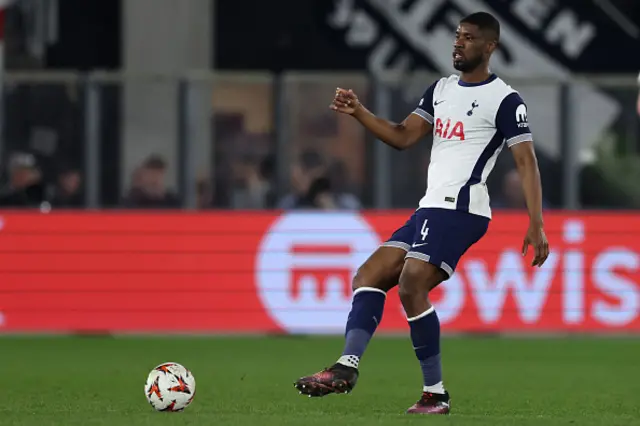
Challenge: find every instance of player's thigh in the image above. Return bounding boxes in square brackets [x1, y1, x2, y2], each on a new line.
[398, 257, 447, 298]
[352, 246, 406, 293]
[439, 209, 490, 275]
[351, 210, 420, 292]
[403, 208, 489, 290]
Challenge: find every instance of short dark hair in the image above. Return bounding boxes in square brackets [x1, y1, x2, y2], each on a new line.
[460, 12, 500, 42]
[142, 154, 167, 170]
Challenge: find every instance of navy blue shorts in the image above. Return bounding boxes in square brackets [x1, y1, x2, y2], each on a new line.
[383, 208, 489, 278]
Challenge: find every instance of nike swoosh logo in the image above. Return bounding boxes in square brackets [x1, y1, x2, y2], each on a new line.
[412, 243, 428, 248]
[434, 100, 445, 105]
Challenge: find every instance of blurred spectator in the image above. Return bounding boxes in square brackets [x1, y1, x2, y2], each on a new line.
[327, 160, 361, 209]
[297, 177, 337, 210]
[278, 149, 360, 210]
[196, 175, 214, 209]
[259, 156, 278, 208]
[0, 152, 46, 207]
[492, 168, 551, 210]
[230, 155, 275, 209]
[278, 149, 326, 209]
[122, 155, 180, 208]
[51, 166, 83, 208]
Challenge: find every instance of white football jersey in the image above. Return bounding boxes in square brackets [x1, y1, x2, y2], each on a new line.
[412, 74, 533, 219]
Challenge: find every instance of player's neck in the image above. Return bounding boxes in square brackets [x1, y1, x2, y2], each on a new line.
[459, 67, 493, 85]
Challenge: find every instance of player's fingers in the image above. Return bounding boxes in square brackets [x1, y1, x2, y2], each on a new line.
[533, 241, 543, 266]
[338, 90, 356, 100]
[539, 242, 550, 266]
[334, 95, 353, 105]
[336, 88, 351, 98]
[331, 105, 353, 114]
[336, 95, 357, 107]
[522, 239, 528, 256]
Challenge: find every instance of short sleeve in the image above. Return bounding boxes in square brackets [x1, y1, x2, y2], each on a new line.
[496, 92, 533, 147]
[411, 81, 438, 124]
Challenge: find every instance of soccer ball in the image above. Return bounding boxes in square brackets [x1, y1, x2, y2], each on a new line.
[145, 362, 196, 412]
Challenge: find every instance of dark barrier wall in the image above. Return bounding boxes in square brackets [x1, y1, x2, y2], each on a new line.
[215, 0, 640, 72]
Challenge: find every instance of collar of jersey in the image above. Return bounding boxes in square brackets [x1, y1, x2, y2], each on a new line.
[457, 73, 498, 87]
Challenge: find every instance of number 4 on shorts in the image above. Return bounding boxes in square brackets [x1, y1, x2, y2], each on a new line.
[420, 219, 429, 241]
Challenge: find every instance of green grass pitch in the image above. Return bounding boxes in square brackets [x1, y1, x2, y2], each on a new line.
[2, 335, 639, 425]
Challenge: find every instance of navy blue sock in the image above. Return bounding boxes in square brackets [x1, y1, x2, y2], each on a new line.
[408, 307, 444, 391]
[338, 288, 386, 368]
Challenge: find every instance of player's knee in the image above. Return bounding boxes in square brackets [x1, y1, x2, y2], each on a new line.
[397, 260, 444, 304]
[351, 266, 389, 292]
[397, 263, 422, 304]
[351, 267, 369, 292]
[351, 255, 403, 293]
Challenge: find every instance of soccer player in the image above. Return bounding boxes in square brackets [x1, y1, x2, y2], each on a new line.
[293, 12, 550, 414]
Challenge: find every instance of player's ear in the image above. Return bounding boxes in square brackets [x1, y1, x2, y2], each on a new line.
[486, 39, 498, 55]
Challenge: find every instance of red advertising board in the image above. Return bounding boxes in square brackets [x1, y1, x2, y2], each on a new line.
[0, 211, 638, 334]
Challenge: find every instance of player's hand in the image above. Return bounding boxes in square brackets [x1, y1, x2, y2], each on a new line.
[330, 88, 361, 115]
[522, 222, 549, 267]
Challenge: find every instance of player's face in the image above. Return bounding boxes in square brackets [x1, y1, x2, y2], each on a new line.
[453, 23, 495, 72]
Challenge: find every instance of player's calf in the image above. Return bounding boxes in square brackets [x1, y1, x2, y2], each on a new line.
[294, 247, 405, 397]
[334, 251, 398, 371]
[338, 247, 405, 367]
[399, 259, 450, 413]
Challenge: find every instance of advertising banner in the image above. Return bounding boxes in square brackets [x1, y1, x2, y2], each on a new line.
[0, 211, 637, 334]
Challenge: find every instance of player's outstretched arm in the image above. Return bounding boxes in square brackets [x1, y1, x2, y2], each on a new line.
[331, 88, 432, 151]
[510, 141, 549, 267]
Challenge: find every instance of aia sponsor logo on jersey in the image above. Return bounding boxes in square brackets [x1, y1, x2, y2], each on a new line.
[435, 118, 465, 140]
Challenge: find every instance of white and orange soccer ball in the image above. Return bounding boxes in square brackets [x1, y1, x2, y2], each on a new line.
[145, 362, 196, 412]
